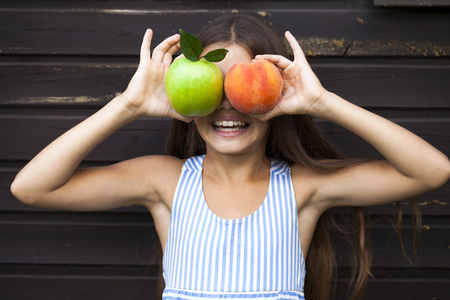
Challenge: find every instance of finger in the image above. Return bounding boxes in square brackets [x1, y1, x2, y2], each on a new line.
[140, 29, 153, 64]
[152, 34, 181, 62]
[167, 110, 195, 123]
[162, 42, 181, 66]
[172, 53, 185, 63]
[175, 54, 185, 60]
[251, 106, 283, 122]
[255, 54, 292, 70]
[285, 31, 308, 64]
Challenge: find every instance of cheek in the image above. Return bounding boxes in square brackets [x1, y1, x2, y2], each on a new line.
[255, 121, 271, 138]
[194, 118, 210, 135]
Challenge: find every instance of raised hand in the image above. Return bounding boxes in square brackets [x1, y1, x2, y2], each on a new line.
[254, 31, 327, 121]
[121, 29, 194, 122]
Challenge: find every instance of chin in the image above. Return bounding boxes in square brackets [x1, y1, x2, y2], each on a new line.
[195, 113, 270, 156]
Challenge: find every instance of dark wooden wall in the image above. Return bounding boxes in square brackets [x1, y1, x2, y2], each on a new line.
[1, 1, 449, 299]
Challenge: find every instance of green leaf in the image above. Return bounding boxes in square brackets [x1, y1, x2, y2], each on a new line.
[179, 29, 203, 62]
[203, 49, 229, 62]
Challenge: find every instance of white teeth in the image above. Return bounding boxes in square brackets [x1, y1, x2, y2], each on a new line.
[213, 120, 246, 127]
[212, 120, 248, 132]
[221, 127, 239, 132]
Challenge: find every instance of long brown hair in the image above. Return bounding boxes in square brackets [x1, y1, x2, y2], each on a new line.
[166, 13, 421, 300]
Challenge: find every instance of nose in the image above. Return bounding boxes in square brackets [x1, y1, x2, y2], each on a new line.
[218, 96, 233, 110]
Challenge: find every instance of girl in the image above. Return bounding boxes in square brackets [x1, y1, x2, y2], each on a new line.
[11, 13, 449, 300]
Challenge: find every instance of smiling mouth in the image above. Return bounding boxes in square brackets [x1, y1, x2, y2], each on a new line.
[212, 120, 249, 132]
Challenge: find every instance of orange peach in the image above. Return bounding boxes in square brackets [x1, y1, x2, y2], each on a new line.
[224, 60, 283, 114]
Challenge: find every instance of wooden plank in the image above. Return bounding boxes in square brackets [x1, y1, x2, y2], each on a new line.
[362, 279, 450, 300]
[0, 62, 132, 106]
[0, 275, 160, 300]
[331, 217, 450, 268]
[0, 10, 212, 55]
[0, 214, 161, 265]
[341, 279, 450, 300]
[1, 114, 448, 161]
[0, 115, 172, 161]
[0, 264, 160, 277]
[312, 62, 450, 108]
[1, 275, 448, 300]
[0, 264, 447, 300]
[267, 4, 450, 57]
[0, 63, 134, 106]
[374, 0, 450, 7]
[1, 61, 449, 109]
[367, 187, 450, 216]
[1, 2, 449, 57]
[319, 119, 450, 158]
[0, 213, 448, 268]
[0, 264, 162, 299]
[335, 268, 450, 299]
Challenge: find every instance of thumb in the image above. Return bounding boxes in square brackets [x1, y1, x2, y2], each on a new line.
[250, 106, 283, 122]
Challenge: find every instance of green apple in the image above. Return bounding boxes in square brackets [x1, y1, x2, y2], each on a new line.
[165, 57, 224, 116]
[164, 29, 228, 117]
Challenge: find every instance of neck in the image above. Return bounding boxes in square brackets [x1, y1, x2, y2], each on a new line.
[202, 151, 271, 184]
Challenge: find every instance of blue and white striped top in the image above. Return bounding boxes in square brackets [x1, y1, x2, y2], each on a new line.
[162, 155, 305, 299]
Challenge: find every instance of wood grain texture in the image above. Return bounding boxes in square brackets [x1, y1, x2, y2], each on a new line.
[0, 214, 447, 268]
[1, 114, 448, 161]
[1, 61, 449, 108]
[1, 1, 449, 57]
[374, 0, 450, 7]
[1, 1, 449, 299]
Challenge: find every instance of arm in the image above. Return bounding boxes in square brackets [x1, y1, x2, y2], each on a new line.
[257, 31, 450, 209]
[11, 29, 190, 211]
[307, 92, 449, 208]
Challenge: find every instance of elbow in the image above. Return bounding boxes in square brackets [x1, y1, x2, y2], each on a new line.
[407, 154, 450, 194]
[10, 176, 41, 207]
[425, 156, 450, 191]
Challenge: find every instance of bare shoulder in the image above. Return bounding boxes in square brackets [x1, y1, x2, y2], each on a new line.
[290, 163, 321, 209]
[125, 154, 184, 171]
[289, 163, 333, 254]
[291, 157, 434, 212]
[90, 155, 184, 214]
[120, 155, 184, 202]
[119, 155, 184, 248]
[289, 161, 342, 214]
